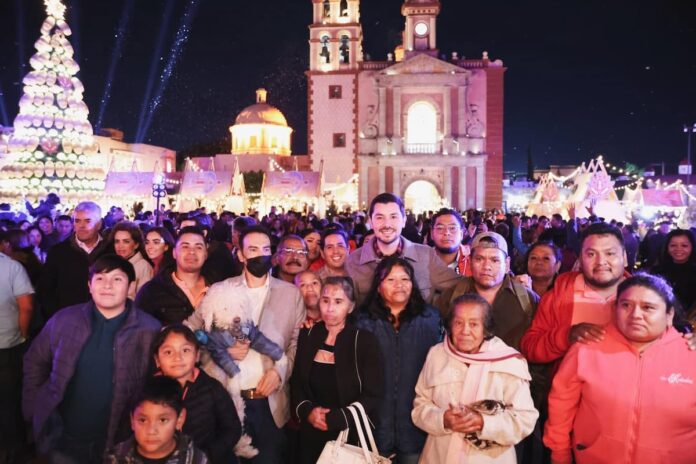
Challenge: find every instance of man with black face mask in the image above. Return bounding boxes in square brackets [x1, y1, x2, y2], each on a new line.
[187, 225, 305, 463]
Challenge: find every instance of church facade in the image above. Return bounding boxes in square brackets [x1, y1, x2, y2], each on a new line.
[307, 0, 505, 210]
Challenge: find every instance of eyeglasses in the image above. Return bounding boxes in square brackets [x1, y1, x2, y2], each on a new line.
[433, 225, 461, 234]
[280, 248, 308, 257]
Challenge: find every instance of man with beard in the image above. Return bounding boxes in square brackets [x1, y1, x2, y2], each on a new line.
[345, 193, 459, 305]
[520, 223, 630, 370]
[187, 225, 304, 463]
[274, 235, 309, 284]
[430, 208, 472, 276]
[135, 226, 210, 325]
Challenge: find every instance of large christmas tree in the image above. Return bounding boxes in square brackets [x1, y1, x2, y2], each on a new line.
[0, 0, 104, 201]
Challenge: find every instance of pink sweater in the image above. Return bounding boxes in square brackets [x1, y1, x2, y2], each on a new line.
[544, 324, 696, 464]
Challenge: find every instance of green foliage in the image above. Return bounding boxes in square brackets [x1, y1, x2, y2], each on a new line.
[243, 170, 264, 193]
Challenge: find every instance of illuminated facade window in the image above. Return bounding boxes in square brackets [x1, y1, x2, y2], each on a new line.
[406, 101, 438, 152]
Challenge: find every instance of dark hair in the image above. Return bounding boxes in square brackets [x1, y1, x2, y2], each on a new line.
[360, 256, 426, 324]
[320, 227, 349, 249]
[6, 229, 30, 251]
[109, 221, 146, 257]
[323, 276, 357, 305]
[146, 226, 176, 249]
[523, 240, 562, 273]
[580, 222, 624, 250]
[368, 192, 405, 218]
[88, 254, 136, 283]
[239, 225, 272, 249]
[657, 229, 696, 266]
[445, 293, 495, 340]
[152, 324, 200, 356]
[616, 273, 675, 314]
[432, 208, 464, 229]
[175, 226, 207, 246]
[130, 376, 184, 415]
[301, 229, 322, 239]
[56, 214, 72, 223]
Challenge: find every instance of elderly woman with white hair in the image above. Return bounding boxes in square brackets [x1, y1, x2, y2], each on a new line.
[412, 294, 538, 463]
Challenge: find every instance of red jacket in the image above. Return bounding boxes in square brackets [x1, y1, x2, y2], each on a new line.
[544, 325, 696, 463]
[519, 270, 630, 367]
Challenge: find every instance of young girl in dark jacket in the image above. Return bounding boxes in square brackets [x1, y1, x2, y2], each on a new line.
[152, 324, 241, 464]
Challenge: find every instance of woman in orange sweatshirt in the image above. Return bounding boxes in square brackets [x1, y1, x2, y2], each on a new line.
[544, 273, 696, 464]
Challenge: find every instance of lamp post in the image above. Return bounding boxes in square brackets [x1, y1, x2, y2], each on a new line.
[152, 174, 166, 226]
[685, 123, 696, 187]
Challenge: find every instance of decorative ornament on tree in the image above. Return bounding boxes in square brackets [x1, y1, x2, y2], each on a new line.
[0, 0, 105, 200]
[588, 171, 613, 202]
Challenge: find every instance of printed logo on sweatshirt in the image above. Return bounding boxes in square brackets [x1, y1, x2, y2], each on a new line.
[660, 373, 694, 385]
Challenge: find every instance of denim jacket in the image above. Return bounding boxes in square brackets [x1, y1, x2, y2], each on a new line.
[355, 304, 443, 455]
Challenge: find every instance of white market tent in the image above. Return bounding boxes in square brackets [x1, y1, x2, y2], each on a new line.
[177, 157, 246, 213]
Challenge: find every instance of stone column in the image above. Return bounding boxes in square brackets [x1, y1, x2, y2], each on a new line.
[378, 163, 385, 193]
[443, 166, 452, 207]
[476, 164, 485, 210]
[457, 87, 466, 139]
[378, 87, 387, 133]
[458, 165, 467, 210]
[443, 86, 451, 139]
[393, 87, 402, 138]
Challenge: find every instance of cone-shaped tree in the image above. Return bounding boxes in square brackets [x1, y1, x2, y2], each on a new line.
[0, 0, 104, 201]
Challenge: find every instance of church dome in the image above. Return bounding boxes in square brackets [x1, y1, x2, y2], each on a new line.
[235, 89, 288, 127]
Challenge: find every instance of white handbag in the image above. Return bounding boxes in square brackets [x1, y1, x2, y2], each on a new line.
[316, 402, 391, 464]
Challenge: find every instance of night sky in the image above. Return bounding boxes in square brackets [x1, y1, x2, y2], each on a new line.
[1, 0, 695, 173]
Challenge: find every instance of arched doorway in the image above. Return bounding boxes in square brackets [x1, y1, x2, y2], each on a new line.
[405, 101, 437, 153]
[404, 180, 443, 213]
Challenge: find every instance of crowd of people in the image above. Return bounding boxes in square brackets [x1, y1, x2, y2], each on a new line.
[1, 192, 696, 464]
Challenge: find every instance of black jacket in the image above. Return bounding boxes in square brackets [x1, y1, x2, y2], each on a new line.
[182, 369, 241, 464]
[202, 240, 243, 284]
[135, 268, 211, 325]
[291, 322, 383, 431]
[37, 234, 112, 319]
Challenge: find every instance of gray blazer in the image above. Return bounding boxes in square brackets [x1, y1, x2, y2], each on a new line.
[345, 236, 461, 306]
[187, 274, 306, 428]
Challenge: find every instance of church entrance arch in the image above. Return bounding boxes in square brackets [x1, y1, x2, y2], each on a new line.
[403, 179, 443, 213]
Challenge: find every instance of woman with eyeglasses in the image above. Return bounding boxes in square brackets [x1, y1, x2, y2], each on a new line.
[355, 256, 442, 463]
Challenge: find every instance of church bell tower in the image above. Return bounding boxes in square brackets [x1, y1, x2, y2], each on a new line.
[402, 0, 441, 58]
[307, 0, 363, 183]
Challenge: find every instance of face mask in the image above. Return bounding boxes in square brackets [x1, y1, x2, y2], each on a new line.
[245, 255, 273, 278]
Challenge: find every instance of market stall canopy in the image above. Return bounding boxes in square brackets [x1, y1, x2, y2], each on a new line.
[263, 171, 322, 198]
[104, 172, 155, 196]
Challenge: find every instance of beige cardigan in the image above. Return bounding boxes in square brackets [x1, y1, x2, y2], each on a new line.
[128, 251, 154, 300]
[412, 337, 538, 464]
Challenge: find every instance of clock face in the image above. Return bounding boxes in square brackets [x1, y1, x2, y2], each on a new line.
[414, 22, 429, 36]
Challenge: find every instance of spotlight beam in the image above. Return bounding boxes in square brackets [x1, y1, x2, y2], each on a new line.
[95, 0, 135, 132]
[138, 0, 201, 143]
[135, 0, 176, 143]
